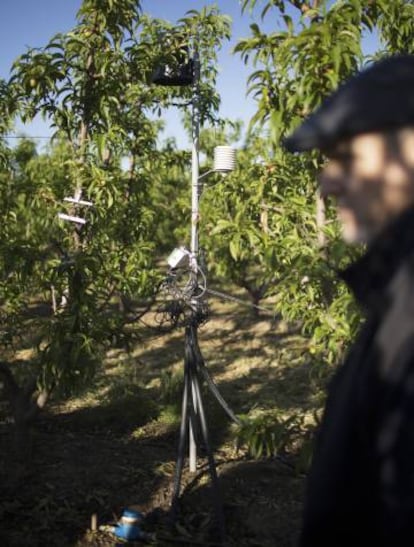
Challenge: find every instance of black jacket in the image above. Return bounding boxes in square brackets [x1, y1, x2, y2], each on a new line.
[300, 207, 414, 547]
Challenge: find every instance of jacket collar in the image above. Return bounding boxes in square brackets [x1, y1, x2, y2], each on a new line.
[340, 206, 414, 311]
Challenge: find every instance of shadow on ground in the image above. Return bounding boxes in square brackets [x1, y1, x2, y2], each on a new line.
[0, 298, 316, 546]
[0, 411, 305, 547]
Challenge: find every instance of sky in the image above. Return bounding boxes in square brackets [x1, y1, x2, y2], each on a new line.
[0, 0, 265, 148]
[0, 1, 379, 149]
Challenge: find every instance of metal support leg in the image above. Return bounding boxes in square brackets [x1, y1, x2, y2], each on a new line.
[170, 323, 227, 542]
[192, 336, 240, 425]
[191, 353, 225, 541]
[171, 342, 190, 518]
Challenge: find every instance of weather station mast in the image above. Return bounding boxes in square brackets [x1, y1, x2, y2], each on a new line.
[151, 37, 238, 541]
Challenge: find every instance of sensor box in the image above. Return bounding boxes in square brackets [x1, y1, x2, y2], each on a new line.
[167, 247, 190, 269]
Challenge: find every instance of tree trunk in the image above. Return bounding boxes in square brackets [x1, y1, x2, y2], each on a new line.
[316, 191, 326, 248]
[0, 362, 49, 463]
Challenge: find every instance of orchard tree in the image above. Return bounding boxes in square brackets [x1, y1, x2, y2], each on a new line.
[0, 0, 231, 459]
[232, 0, 414, 370]
[0, 79, 14, 166]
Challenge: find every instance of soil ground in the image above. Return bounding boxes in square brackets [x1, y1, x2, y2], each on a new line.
[0, 292, 320, 546]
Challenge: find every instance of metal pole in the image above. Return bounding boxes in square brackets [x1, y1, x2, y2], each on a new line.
[189, 46, 200, 474]
[190, 48, 200, 263]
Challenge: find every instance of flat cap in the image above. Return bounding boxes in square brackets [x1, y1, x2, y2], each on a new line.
[284, 55, 414, 152]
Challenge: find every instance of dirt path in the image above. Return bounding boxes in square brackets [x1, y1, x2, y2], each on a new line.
[0, 298, 313, 546]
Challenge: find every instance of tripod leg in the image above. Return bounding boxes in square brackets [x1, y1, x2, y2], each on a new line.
[199, 364, 241, 424]
[171, 349, 191, 517]
[192, 369, 226, 542]
[189, 365, 198, 473]
[192, 325, 240, 425]
[187, 324, 199, 473]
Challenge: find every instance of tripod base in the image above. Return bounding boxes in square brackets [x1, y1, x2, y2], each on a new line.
[170, 322, 238, 542]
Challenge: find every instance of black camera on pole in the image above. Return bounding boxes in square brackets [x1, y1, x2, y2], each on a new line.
[151, 46, 194, 87]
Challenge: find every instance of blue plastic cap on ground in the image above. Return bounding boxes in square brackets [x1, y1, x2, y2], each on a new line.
[114, 523, 141, 541]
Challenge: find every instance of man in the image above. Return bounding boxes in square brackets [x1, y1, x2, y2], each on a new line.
[284, 55, 414, 546]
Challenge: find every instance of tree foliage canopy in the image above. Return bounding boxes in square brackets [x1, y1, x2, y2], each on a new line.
[1, 0, 414, 457]
[0, 0, 231, 414]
